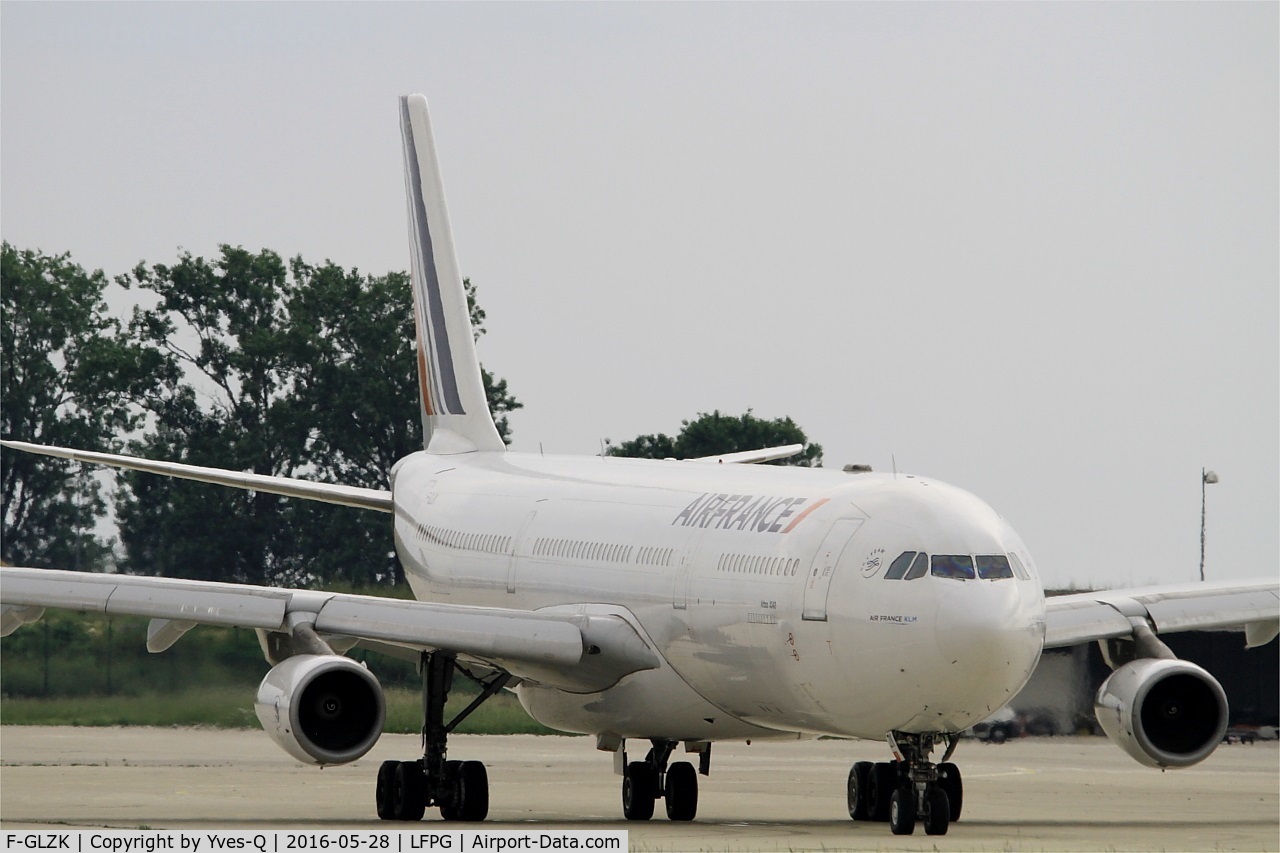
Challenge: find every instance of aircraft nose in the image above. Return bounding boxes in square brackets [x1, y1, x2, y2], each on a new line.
[932, 579, 1045, 720]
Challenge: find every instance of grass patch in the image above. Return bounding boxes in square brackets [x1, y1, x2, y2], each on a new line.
[0, 686, 259, 728]
[1, 595, 568, 735]
[1, 686, 565, 735]
[385, 688, 564, 735]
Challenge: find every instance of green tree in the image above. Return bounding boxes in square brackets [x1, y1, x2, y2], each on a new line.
[465, 278, 523, 443]
[116, 246, 309, 585]
[1, 243, 171, 570]
[607, 410, 823, 467]
[115, 247, 520, 588]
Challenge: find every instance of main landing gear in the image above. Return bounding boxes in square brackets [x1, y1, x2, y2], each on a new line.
[621, 739, 706, 821]
[376, 650, 510, 822]
[846, 732, 962, 836]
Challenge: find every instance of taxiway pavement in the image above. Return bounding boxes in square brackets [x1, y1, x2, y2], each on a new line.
[1, 727, 1277, 851]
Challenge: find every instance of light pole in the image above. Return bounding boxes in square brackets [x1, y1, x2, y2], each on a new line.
[1200, 468, 1219, 582]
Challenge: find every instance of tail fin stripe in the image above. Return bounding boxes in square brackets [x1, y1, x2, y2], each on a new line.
[412, 297, 436, 417]
[400, 97, 465, 416]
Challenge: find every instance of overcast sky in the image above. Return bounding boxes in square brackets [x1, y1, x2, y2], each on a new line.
[2, 2, 1275, 590]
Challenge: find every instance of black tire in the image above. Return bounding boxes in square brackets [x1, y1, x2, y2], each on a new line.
[456, 761, 489, 821]
[937, 762, 963, 821]
[868, 761, 897, 822]
[989, 725, 1009, 744]
[622, 761, 656, 821]
[847, 762, 873, 820]
[393, 761, 426, 822]
[439, 760, 462, 821]
[889, 787, 916, 836]
[375, 760, 399, 820]
[664, 761, 698, 821]
[923, 786, 950, 836]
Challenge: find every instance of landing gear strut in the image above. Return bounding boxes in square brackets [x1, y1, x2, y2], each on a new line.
[621, 739, 703, 821]
[376, 651, 510, 822]
[846, 732, 961, 836]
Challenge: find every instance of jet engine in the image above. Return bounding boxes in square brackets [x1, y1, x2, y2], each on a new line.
[255, 653, 386, 766]
[1094, 656, 1228, 769]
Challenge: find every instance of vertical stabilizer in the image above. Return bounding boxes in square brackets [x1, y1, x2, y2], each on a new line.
[400, 94, 505, 454]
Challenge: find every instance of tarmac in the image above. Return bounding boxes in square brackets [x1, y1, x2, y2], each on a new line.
[1, 727, 1277, 851]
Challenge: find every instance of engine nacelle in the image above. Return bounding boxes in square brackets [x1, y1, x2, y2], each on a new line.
[1094, 657, 1228, 769]
[255, 654, 386, 766]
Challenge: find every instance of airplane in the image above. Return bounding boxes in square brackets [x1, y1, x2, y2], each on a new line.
[1, 93, 1277, 837]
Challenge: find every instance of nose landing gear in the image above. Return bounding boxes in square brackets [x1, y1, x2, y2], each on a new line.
[847, 732, 961, 836]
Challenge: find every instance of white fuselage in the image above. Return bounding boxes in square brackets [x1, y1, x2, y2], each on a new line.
[390, 450, 1046, 743]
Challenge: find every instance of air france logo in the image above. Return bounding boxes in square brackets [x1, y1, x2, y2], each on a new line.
[671, 493, 829, 534]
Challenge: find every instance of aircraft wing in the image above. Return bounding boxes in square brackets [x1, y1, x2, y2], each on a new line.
[0, 567, 658, 693]
[0, 440, 391, 513]
[1043, 579, 1280, 649]
[688, 444, 804, 465]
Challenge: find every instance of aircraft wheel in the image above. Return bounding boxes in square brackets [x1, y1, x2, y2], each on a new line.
[889, 787, 916, 836]
[375, 760, 399, 820]
[393, 761, 426, 821]
[456, 760, 489, 821]
[937, 762, 963, 821]
[923, 786, 950, 836]
[622, 761, 656, 820]
[868, 761, 897, 821]
[439, 760, 462, 821]
[663, 761, 698, 821]
[847, 762, 872, 820]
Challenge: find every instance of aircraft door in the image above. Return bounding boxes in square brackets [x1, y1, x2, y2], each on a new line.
[802, 518, 863, 621]
[673, 553, 692, 610]
[507, 510, 538, 593]
[671, 525, 707, 610]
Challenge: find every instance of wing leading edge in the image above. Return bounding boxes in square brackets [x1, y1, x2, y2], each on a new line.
[1043, 579, 1280, 649]
[0, 440, 392, 513]
[0, 567, 659, 693]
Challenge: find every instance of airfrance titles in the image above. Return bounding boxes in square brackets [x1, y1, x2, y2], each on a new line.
[671, 492, 828, 534]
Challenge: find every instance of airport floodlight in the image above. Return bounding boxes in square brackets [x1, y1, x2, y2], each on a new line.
[1200, 468, 1219, 582]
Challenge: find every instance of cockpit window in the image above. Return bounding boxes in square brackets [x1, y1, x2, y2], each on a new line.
[904, 552, 929, 580]
[1007, 552, 1031, 580]
[976, 555, 1015, 580]
[885, 551, 916, 580]
[931, 554, 976, 580]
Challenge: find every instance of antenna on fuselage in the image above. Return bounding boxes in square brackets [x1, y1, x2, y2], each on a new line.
[892, 454, 898, 478]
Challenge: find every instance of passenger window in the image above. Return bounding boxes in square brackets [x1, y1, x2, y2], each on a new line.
[931, 554, 976, 580]
[976, 555, 1014, 580]
[1008, 553, 1031, 580]
[904, 552, 929, 580]
[885, 551, 916, 580]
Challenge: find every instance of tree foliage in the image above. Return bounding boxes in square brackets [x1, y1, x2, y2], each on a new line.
[116, 247, 307, 585]
[112, 246, 521, 588]
[1, 243, 171, 569]
[606, 410, 823, 467]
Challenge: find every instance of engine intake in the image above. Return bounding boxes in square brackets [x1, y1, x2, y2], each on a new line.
[255, 654, 386, 765]
[1094, 657, 1228, 768]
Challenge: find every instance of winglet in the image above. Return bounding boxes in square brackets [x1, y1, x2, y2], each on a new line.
[400, 94, 505, 454]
